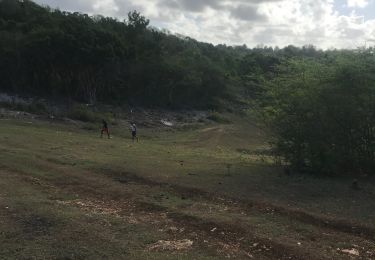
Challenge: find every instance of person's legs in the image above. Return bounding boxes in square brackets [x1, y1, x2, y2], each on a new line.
[101, 128, 110, 139]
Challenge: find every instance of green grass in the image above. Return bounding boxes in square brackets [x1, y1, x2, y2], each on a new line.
[0, 117, 374, 259]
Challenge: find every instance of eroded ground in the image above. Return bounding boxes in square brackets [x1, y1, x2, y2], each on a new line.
[0, 117, 374, 259]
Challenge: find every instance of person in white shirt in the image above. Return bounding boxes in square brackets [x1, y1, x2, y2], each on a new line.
[130, 123, 138, 142]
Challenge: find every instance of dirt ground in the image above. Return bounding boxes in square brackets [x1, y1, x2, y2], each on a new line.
[0, 115, 374, 259]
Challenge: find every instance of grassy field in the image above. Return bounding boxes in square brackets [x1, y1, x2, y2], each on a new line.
[0, 115, 374, 259]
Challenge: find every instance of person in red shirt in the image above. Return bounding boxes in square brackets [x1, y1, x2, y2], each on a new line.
[101, 120, 110, 139]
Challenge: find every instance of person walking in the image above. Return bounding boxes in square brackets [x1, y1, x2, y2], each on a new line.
[130, 122, 138, 142]
[101, 120, 110, 139]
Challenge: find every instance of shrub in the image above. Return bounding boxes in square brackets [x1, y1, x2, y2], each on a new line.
[28, 101, 48, 114]
[0, 99, 48, 115]
[207, 111, 231, 124]
[67, 105, 98, 122]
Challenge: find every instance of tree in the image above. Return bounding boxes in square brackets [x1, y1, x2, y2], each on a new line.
[261, 53, 375, 176]
[126, 11, 149, 31]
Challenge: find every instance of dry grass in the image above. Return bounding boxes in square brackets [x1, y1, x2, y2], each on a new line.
[0, 117, 374, 259]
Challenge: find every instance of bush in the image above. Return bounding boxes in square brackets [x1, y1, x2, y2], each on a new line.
[81, 123, 97, 131]
[207, 111, 231, 124]
[28, 101, 48, 114]
[0, 99, 48, 115]
[67, 105, 98, 122]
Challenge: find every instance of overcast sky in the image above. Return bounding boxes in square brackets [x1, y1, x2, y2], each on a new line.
[33, 0, 375, 49]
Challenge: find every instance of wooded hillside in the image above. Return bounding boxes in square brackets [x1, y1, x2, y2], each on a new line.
[0, 0, 321, 108]
[1, 0, 375, 176]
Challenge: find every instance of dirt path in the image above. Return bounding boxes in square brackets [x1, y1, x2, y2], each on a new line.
[105, 169, 375, 242]
[1, 168, 300, 259]
[3, 163, 375, 259]
[105, 170, 375, 259]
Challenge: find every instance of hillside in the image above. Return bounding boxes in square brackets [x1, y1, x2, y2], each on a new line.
[0, 0, 325, 109]
[1, 1, 375, 258]
[0, 115, 374, 259]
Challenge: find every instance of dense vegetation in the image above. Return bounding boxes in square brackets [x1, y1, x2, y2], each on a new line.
[0, 0, 319, 108]
[260, 52, 375, 176]
[1, 0, 374, 176]
[0, 0, 229, 107]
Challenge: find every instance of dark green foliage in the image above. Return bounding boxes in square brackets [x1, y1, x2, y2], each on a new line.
[67, 105, 98, 122]
[1, 1, 374, 177]
[0, 0, 236, 108]
[207, 111, 231, 124]
[27, 100, 48, 114]
[261, 52, 375, 176]
[0, 99, 47, 114]
[0, 0, 317, 109]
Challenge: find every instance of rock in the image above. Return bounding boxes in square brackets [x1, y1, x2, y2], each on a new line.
[341, 248, 360, 256]
[148, 239, 193, 251]
[161, 119, 174, 126]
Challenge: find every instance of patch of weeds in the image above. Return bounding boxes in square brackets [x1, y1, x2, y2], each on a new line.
[81, 123, 97, 131]
[67, 105, 98, 122]
[21, 214, 55, 236]
[207, 112, 231, 124]
[0, 101, 15, 110]
[67, 105, 115, 124]
[28, 101, 48, 114]
[237, 148, 272, 156]
[137, 230, 164, 245]
[0, 100, 48, 115]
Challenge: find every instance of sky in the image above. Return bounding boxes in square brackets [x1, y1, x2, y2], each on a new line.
[33, 0, 375, 49]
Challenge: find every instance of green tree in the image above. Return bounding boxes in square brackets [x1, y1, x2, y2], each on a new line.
[261, 54, 375, 175]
